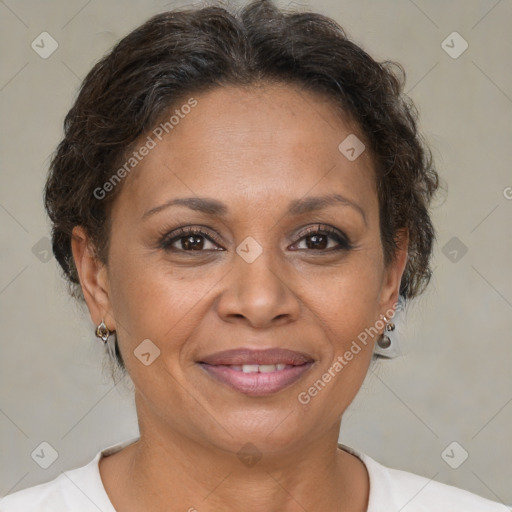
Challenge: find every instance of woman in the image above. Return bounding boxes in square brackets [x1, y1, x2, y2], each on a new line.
[1, 0, 508, 510]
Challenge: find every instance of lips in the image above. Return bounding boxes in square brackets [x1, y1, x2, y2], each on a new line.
[197, 348, 315, 396]
[198, 348, 314, 366]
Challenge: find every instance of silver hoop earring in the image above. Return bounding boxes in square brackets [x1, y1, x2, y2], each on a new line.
[95, 320, 111, 344]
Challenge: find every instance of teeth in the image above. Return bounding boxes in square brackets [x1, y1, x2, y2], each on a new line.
[232, 364, 290, 373]
[242, 364, 260, 373]
[259, 364, 276, 373]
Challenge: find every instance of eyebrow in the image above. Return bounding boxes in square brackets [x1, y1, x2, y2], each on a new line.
[142, 193, 367, 226]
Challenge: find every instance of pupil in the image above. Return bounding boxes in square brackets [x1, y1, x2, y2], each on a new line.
[306, 234, 327, 250]
[183, 235, 204, 250]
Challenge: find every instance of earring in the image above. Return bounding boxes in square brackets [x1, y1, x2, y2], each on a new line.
[95, 320, 111, 344]
[377, 315, 395, 349]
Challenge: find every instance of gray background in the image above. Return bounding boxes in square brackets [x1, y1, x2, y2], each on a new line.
[1, 0, 511, 506]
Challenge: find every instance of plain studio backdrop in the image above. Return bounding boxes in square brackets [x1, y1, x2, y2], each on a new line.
[0, 0, 511, 505]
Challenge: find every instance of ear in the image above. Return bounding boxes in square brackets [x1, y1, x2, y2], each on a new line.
[71, 226, 116, 332]
[378, 227, 409, 314]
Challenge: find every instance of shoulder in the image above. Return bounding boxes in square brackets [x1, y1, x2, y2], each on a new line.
[372, 462, 510, 511]
[341, 445, 510, 511]
[0, 444, 121, 512]
[1, 471, 75, 512]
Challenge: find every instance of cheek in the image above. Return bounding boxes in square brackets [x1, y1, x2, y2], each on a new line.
[303, 253, 383, 380]
[314, 284, 379, 368]
[310, 254, 384, 332]
[299, 272, 380, 410]
[108, 251, 214, 347]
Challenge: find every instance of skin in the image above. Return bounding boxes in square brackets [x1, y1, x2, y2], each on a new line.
[72, 82, 408, 512]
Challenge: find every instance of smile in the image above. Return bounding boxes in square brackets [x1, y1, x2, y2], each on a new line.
[198, 361, 315, 396]
[224, 363, 291, 372]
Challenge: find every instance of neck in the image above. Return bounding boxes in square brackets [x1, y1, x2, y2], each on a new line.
[100, 400, 369, 512]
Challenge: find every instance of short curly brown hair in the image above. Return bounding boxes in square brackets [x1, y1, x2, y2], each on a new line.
[44, 0, 439, 372]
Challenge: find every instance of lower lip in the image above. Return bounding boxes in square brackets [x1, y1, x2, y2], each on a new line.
[198, 362, 314, 396]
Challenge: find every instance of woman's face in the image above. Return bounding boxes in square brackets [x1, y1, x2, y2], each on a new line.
[75, 83, 407, 455]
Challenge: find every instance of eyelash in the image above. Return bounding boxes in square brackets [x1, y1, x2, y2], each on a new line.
[159, 224, 353, 253]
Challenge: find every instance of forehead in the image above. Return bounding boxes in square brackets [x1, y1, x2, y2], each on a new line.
[114, 83, 377, 219]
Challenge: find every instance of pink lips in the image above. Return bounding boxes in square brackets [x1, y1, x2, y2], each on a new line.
[197, 348, 315, 396]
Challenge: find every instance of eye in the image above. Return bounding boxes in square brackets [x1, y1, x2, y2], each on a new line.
[160, 227, 224, 252]
[291, 224, 353, 252]
[159, 224, 352, 253]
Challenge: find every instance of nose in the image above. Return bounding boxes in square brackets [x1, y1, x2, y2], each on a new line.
[215, 246, 301, 329]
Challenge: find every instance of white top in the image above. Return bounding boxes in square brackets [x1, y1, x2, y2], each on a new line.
[1, 437, 509, 511]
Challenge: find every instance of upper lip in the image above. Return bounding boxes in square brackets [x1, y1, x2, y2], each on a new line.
[198, 348, 314, 366]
